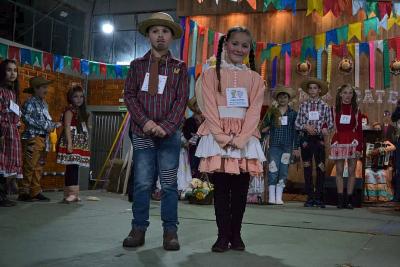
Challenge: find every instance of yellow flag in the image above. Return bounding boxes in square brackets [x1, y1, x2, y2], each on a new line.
[388, 16, 396, 30]
[348, 22, 362, 41]
[307, 0, 323, 16]
[347, 43, 355, 58]
[270, 45, 282, 60]
[315, 33, 326, 49]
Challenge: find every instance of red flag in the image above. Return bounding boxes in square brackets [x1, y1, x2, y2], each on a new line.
[8, 46, 20, 62]
[378, 2, 392, 19]
[43, 52, 53, 70]
[100, 63, 107, 76]
[246, 0, 257, 10]
[332, 44, 344, 57]
[72, 58, 81, 72]
[198, 25, 205, 35]
[291, 40, 302, 57]
[255, 42, 264, 60]
[324, 0, 342, 17]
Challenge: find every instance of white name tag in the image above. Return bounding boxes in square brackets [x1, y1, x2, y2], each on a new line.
[226, 87, 249, 108]
[82, 122, 88, 133]
[280, 116, 288, 126]
[308, 111, 320, 121]
[9, 100, 20, 116]
[340, 115, 351, 124]
[141, 72, 168, 94]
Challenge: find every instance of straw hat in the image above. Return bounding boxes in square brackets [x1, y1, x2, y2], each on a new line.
[300, 78, 329, 96]
[272, 85, 296, 100]
[23, 76, 53, 94]
[138, 12, 183, 39]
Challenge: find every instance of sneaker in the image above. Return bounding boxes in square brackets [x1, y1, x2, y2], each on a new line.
[212, 237, 230, 253]
[17, 194, 33, 202]
[123, 229, 146, 248]
[0, 199, 17, 207]
[32, 193, 50, 202]
[303, 199, 314, 207]
[163, 231, 180, 251]
[314, 200, 326, 208]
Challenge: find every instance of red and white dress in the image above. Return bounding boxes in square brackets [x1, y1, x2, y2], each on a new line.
[57, 107, 90, 167]
[0, 86, 22, 178]
[329, 104, 363, 160]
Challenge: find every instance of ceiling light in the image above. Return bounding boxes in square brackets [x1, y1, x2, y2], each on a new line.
[102, 22, 114, 34]
[59, 11, 68, 17]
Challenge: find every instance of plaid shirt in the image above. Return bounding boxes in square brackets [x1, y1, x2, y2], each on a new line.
[295, 98, 334, 134]
[262, 107, 300, 149]
[21, 96, 56, 139]
[124, 50, 189, 136]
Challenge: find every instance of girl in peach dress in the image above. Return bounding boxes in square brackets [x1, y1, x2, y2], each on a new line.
[195, 26, 265, 252]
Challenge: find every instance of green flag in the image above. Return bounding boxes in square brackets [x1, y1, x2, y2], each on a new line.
[0, 43, 8, 60]
[31, 51, 42, 67]
[106, 64, 116, 79]
[336, 25, 348, 44]
[64, 56, 72, 69]
[364, 17, 378, 36]
[89, 61, 100, 75]
[261, 47, 270, 62]
[300, 36, 314, 62]
[122, 66, 130, 79]
[263, 0, 273, 12]
[383, 39, 390, 89]
[365, 1, 378, 16]
[208, 30, 214, 45]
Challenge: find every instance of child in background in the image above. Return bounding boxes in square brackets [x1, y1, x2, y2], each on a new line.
[0, 59, 21, 207]
[329, 84, 363, 209]
[262, 85, 300, 205]
[57, 84, 91, 203]
[19, 76, 61, 202]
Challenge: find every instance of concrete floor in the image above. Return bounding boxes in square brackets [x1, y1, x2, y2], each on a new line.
[1, 191, 400, 267]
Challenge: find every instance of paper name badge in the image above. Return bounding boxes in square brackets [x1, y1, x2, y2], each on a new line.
[280, 116, 288, 126]
[141, 72, 168, 94]
[340, 115, 351, 124]
[226, 87, 249, 107]
[308, 111, 320, 121]
[9, 100, 20, 116]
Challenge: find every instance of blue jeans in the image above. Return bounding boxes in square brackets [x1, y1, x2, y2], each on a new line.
[268, 145, 292, 186]
[131, 131, 181, 232]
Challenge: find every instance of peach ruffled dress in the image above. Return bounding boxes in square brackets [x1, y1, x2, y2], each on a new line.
[195, 61, 266, 176]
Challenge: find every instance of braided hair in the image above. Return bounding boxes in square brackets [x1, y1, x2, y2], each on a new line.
[215, 26, 255, 93]
[335, 84, 358, 115]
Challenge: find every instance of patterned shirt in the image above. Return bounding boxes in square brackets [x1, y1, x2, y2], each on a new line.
[124, 50, 189, 136]
[21, 96, 56, 139]
[295, 98, 334, 134]
[262, 107, 300, 149]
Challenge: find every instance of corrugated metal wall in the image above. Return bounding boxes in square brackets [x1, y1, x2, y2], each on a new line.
[90, 111, 126, 180]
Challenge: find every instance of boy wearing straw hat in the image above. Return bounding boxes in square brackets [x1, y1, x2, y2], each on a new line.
[18, 76, 61, 202]
[123, 12, 188, 250]
[262, 85, 300, 205]
[295, 78, 334, 208]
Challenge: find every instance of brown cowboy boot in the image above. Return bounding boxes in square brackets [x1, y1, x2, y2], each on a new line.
[163, 231, 180, 251]
[122, 228, 146, 248]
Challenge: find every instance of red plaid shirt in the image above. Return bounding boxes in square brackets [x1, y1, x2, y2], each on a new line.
[124, 50, 189, 136]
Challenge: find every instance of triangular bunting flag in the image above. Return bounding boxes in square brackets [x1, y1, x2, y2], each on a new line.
[326, 29, 338, 45]
[72, 58, 81, 72]
[315, 33, 326, 49]
[43, 52, 53, 70]
[81, 60, 89, 75]
[0, 43, 7, 59]
[115, 65, 123, 78]
[53, 55, 64, 71]
[64, 56, 72, 69]
[352, 0, 366, 16]
[364, 17, 378, 36]
[31, 50, 42, 67]
[306, 0, 323, 16]
[378, 2, 391, 20]
[337, 25, 348, 44]
[20, 48, 31, 65]
[106, 64, 116, 79]
[100, 63, 107, 77]
[379, 14, 388, 30]
[89, 61, 100, 75]
[348, 22, 362, 41]
[8, 46, 20, 62]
